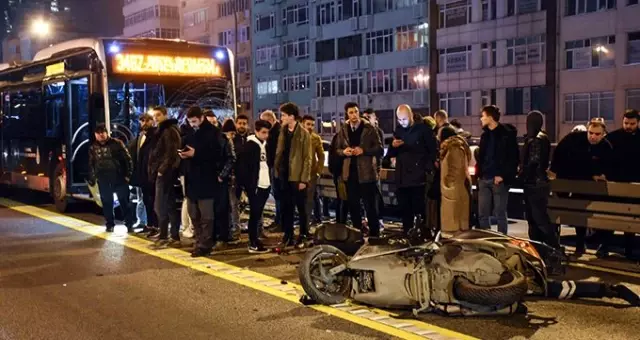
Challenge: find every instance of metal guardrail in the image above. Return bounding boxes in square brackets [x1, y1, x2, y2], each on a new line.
[548, 179, 640, 234]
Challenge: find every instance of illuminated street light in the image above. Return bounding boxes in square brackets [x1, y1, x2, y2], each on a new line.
[413, 68, 429, 86]
[31, 18, 51, 38]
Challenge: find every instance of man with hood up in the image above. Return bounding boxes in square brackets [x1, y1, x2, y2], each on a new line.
[520, 111, 559, 249]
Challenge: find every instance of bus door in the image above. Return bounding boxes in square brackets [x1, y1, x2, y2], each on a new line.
[67, 76, 90, 187]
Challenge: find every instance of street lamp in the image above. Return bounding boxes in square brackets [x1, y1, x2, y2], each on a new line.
[31, 18, 51, 38]
[413, 68, 429, 87]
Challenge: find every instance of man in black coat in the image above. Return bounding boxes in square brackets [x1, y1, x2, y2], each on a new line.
[148, 106, 182, 246]
[476, 105, 519, 235]
[550, 119, 614, 256]
[385, 104, 437, 234]
[596, 110, 640, 259]
[179, 107, 222, 257]
[128, 114, 156, 234]
[88, 124, 134, 232]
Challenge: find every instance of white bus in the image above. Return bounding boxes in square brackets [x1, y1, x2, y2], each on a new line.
[0, 38, 237, 211]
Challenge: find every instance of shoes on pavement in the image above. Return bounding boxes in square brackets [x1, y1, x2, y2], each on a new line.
[105, 226, 114, 233]
[154, 238, 169, 247]
[191, 248, 211, 258]
[295, 235, 311, 249]
[611, 284, 640, 306]
[248, 242, 269, 254]
[213, 241, 228, 252]
[167, 238, 181, 248]
[278, 237, 295, 249]
[147, 230, 161, 239]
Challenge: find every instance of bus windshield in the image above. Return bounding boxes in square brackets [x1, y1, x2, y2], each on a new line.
[108, 77, 235, 130]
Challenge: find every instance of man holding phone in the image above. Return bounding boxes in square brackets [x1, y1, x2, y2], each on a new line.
[384, 104, 437, 235]
[178, 106, 222, 257]
[336, 102, 383, 238]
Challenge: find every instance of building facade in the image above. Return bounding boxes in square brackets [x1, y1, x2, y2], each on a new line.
[180, 0, 253, 114]
[252, 0, 429, 138]
[122, 0, 180, 38]
[557, 0, 640, 138]
[435, 0, 551, 138]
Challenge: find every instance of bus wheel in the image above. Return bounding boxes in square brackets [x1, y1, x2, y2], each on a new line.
[50, 163, 68, 212]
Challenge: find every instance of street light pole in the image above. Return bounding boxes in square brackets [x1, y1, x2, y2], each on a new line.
[428, 1, 439, 114]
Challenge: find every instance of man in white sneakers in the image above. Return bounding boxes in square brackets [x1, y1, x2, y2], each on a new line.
[237, 120, 272, 253]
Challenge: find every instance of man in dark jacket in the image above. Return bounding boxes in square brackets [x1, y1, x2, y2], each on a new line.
[550, 118, 614, 256]
[233, 114, 250, 153]
[520, 110, 559, 249]
[336, 102, 384, 238]
[274, 102, 313, 247]
[385, 104, 437, 234]
[128, 114, 156, 234]
[260, 110, 282, 231]
[89, 124, 134, 232]
[148, 106, 182, 246]
[476, 105, 519, 235]
[237, 119, 272, 253]
[179, 107, 222, 257]
[595, 110, 640, 259]
[213, 122, 237, 247]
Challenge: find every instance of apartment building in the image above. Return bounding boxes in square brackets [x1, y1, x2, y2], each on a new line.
[435, 0, 553, 138]
[557, 0, 640, 137]
[122, 0, 180, 38]
[180, 0, 253, 113]
[252, 0, 429, 137]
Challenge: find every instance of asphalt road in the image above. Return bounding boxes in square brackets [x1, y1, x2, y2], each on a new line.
[2, 189, 640, 340]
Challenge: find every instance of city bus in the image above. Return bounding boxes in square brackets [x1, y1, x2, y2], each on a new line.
[0, 38, 237, 211]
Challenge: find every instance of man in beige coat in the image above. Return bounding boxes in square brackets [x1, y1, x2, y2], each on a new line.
[438, 126, 472, 235]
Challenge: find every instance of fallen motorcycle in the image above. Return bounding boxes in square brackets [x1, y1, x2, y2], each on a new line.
[300, 228, 640, 315]
[299, 229, 543, 316]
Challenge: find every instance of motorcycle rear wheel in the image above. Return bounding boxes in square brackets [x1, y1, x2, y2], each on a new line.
[299, 245, 351, 305]
[453, 270, 528, 307]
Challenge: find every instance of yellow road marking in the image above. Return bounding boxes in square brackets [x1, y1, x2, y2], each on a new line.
[0, 198, 477, 340]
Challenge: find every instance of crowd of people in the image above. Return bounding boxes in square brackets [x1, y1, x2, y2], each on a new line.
[87, 99, 640, 260]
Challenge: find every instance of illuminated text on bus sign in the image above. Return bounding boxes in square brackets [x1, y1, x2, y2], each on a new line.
[112, 53, 222, 77]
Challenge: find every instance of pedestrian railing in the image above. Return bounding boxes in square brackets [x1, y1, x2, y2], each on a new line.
[548, 179, 640, 234]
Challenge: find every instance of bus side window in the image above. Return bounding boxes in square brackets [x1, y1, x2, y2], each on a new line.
[9, 87, 44, 139]
[44, 82, 65, 139]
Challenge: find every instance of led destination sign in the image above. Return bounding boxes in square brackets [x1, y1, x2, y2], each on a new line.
[112, 53, 223, 77]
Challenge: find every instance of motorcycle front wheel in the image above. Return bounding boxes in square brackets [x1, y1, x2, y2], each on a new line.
[299, 245, 351, 305]
[453, 270, 528, 307]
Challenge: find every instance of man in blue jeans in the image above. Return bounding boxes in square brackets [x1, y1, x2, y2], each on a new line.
[475, 105, 519, 234]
